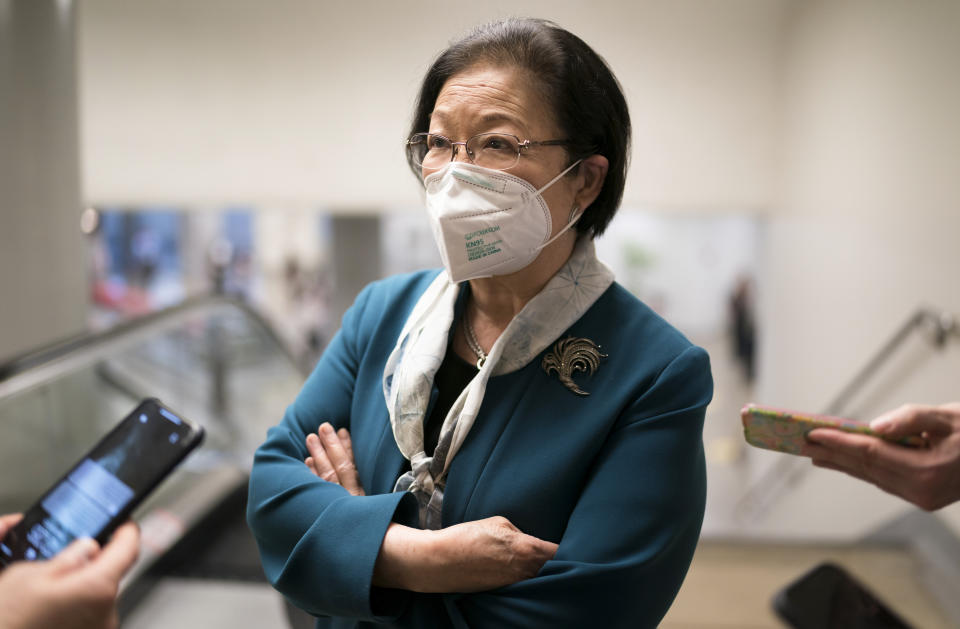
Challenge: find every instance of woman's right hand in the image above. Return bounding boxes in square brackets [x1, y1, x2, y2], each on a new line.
[374, 517, 558, 593]
[303, 422, 365, 496]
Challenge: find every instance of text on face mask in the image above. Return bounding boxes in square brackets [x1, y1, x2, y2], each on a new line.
[465, 237, 503, 261]
[464, 226, 501, 241]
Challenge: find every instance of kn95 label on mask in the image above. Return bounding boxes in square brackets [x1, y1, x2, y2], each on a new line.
[464, 226, 503, 261]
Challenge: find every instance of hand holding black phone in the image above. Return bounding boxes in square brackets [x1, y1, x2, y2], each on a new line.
[0, 398, 204, 565]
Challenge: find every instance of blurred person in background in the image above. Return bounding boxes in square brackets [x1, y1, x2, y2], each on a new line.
[803, 402, 960, 511]
[0, 515, 139, 629]
[248, 17, 712, 628]
[728, 274, 756, 383]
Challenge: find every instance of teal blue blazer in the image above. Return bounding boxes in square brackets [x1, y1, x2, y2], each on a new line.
[247, 270, 713, 628]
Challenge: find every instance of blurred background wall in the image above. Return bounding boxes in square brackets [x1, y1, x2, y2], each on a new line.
[76, 0, 785, 211]
[0, 0, 87, 358]
[757, 0, 960, 537]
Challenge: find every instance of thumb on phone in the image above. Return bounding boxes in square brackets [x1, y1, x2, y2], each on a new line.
[871, 404, 951, 439]
[49, 537, 100, 574]
[87, 521, 140, 583]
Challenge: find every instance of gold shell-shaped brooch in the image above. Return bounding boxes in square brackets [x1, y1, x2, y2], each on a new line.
[541, 336, 607, 396]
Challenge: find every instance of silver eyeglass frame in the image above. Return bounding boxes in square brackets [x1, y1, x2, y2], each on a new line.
[406, 132, 571, 170]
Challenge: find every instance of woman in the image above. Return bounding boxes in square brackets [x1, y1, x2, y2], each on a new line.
[248, 18, 712, 628]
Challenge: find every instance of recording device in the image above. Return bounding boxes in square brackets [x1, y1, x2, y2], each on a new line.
[0, 398, 204, 565]
[741, 404, 925, 455]
[774, 562, 914, 629]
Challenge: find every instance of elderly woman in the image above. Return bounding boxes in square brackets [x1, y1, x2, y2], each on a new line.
[248, 17, 712, 629]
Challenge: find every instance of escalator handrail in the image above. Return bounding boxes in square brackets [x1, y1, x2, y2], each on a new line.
[823, 308, 957, 415]
[0, 294, 306, 399]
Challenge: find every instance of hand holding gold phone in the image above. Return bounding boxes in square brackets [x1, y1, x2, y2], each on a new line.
[741, 404, 926, 455]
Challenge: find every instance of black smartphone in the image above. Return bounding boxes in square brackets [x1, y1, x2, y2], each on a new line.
[774, 562, 914, 629]
[0, 398, 204, 566]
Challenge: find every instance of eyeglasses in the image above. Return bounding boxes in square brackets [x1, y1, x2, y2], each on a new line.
[406, 132, 570, 171]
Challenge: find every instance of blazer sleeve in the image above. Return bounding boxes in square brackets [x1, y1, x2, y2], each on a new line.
[444, 345, 713, 629]
[246, 282, 418, 621]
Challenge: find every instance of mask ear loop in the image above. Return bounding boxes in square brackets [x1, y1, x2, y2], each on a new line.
[532, 159, 583, 197]
[537, 203, 584, 252]
[531, 158, 586, 252]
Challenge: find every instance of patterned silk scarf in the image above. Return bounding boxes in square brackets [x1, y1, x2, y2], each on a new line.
[382, 238, 614, 528]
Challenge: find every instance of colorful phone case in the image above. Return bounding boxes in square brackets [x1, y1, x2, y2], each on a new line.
[740, 404, 924, 454]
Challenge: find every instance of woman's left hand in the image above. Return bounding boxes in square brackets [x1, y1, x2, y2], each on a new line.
[304, 423, 365, 496]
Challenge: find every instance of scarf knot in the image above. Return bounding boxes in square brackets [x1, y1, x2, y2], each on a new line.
[383, 238, 614, 529]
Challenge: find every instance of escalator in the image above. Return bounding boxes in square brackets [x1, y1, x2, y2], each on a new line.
[0, 296, 307, 620]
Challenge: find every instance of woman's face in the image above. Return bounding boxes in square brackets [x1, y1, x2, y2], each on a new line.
[425, 64, 580, 240]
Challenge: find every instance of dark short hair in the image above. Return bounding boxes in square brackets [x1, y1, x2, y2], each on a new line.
[406, 18, 631, 238]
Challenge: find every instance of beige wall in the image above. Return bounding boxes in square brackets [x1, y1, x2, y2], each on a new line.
[0, 0, 87, 361]
[77, 0, 787, 211]
[755, 0, 960, 537]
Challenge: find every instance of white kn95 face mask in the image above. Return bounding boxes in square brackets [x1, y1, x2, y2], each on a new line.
[423, 160, 583, 283]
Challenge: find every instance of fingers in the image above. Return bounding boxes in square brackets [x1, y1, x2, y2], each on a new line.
[304, 423, 365, 496]
[809, 450, 952, 510]
[525, 534, 559, 563]
[49, 537, 101, 574]
[393, 517, 559, 593]
[486, 516, 556, 566]
[0, 513, 22, 537]
[57, 523, 140, 583]
[941, 402, 960, 415]
[306, 433, 338, 482]
[805, 444, 890, 485]
[870, 404, 953, 439]
[803, 431, 958, 510]
[89, 522, 141, 583]
[48, 525, 138, 627]
[489, 515, 520, 533]
[804, 428, 928, 471]
[494, 521, 557, 581]
[318, 423, 364, 496]
[808, 455, 901, 493]
[801, 431, 915, 488]
[338, 428, 354, 462]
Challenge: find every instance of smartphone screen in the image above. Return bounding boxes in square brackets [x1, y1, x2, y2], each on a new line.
[0, 398, 203, 565]
[774, 563, 913, 629]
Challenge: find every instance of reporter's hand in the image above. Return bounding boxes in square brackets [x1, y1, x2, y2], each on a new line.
[374, 516, 558, 593]
[0, 513, 22, 540]
[0, 520, 140, 629]
[304, 422, 365, 496]
[802, 403, 960, 510]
